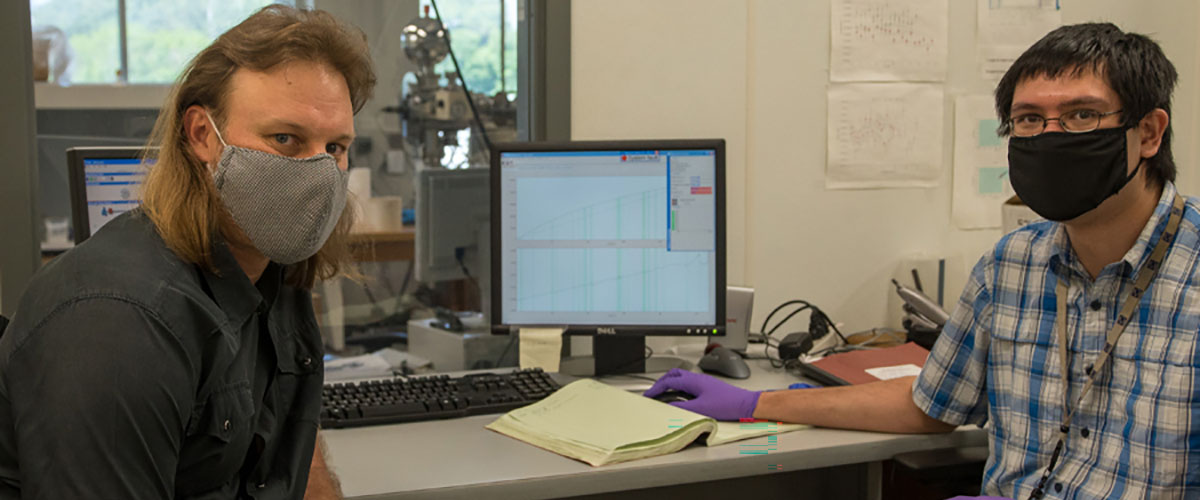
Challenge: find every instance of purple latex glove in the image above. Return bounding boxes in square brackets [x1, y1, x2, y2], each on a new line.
[643, 368, 760, 421]
[944, 497, 1012, 500]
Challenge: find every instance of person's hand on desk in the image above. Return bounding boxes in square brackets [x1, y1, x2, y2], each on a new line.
[643, 368, 760, 421]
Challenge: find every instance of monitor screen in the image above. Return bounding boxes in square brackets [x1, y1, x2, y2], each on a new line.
[67, 147, 152, 243]
[491, 140, 725, 336]
[83, 157, 149, 235]
[415, 168, 490, 284]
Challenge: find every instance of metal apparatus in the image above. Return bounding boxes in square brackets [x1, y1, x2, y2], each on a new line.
[396, 6, 516, 168]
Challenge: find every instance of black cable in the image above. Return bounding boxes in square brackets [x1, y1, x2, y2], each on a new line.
[764, 305, 813, 337]
[825, 314, 849, 344]
[493, 334, 517, 367]
[744, 335, 785, 368]
[758, 300, 812, 338]
[361, 280, 380, 305]
[758, 300, 849, 346]
[397, 259, 414, 296]
[429, 0, 493, 153]
[455, 252, 482, 298]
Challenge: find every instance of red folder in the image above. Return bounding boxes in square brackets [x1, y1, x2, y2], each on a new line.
[798, 342, 930, 386]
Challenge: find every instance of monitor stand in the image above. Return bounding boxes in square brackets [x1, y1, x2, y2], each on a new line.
[558, 335, 693, 377]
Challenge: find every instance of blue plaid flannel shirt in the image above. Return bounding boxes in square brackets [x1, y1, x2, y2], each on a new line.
[914, 182, 1200, 499]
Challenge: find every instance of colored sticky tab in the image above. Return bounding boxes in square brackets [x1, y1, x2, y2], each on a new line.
[979, 119, 1004, 147]
[978, 167, 1008, 194]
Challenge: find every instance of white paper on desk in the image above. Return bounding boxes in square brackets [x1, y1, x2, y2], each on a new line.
[519, 328, 564, 372]
[826, 83, 944, 189]
[830, 0, 948, 82]
[952, 95, 1012, 229]
[324, 353, 393, 381]
[865, 363, 923, 380]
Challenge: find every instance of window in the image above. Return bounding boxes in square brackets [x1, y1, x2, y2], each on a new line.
[416, 0, 518, 168]
[422, 0, 518, 100]
[30, 0, 296, 85]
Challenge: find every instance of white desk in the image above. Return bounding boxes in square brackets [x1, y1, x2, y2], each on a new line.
[322, 355, 987, 500]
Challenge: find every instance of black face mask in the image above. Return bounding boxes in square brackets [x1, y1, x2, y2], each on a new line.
[1008, 126, 1142, 222]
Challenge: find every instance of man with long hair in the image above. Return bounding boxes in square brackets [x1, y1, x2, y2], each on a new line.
[0, 6, 374, 498]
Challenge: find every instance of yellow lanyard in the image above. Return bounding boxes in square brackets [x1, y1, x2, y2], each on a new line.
[1028, 194, 1184, 500]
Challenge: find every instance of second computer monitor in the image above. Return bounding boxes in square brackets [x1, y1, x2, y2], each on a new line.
[415, 168, 491, 284]
[67, 146, 152, 244]
[491, 140, 726, 341]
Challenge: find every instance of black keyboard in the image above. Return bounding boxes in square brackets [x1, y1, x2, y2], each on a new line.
[320, 368, 560, 429]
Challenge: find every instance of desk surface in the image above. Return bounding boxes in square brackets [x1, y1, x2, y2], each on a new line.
[322, 353, 986, 500]
[348, 228, 415, 262]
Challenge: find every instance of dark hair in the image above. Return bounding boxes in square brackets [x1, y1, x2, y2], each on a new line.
[994, 23, 1179, 186]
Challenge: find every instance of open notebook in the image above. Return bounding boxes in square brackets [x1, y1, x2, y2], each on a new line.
[486, 379, 808, 466]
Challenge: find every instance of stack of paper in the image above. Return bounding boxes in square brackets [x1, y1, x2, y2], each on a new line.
[486, 379, 807, 466]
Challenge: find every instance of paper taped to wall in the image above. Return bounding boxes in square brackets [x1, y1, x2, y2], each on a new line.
[977, 0, 1062, 82]
[952, 95, 1012, 229]
[830, 0, 949, 82]
[826, 83, 945, 189]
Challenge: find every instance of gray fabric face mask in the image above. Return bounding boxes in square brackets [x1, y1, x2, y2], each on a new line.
[206, 113, 348, 265]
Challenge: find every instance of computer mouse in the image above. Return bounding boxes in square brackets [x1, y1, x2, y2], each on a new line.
[651, 390, 695, 404]
[433, 307, 464, 332]
[698, 345, 751, 379]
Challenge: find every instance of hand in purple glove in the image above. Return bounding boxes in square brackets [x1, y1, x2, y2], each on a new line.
[944, 497, 1012, 500]
[642, 368, 760, 421]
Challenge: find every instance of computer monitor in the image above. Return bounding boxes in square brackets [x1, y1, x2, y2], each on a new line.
[490, 140, 726, 375]
[40, 136, 147, 250]
[415, 168, 491, 315]
[67, 147, 153, 244]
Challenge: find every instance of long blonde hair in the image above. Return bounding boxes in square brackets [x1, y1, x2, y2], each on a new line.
[140, 5, 376, 289]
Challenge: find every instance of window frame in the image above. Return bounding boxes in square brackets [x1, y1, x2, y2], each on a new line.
[32, 0, 313, 89]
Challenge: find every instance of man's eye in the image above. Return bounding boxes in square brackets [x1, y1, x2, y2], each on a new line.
[326, 143, 346, 155]
[274, 134, 293, 145]
[1069, 109, 1099, 120]
[1014, 114, 1042, 125]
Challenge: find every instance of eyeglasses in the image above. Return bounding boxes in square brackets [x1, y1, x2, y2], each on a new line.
[1008, 109, 1123, 137]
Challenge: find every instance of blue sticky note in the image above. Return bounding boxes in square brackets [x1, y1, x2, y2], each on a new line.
[979, 167, 1008, 194]
[978, 119, 1003, 147]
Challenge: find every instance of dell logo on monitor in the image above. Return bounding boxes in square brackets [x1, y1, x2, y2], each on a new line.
[597, 327, 617, 335]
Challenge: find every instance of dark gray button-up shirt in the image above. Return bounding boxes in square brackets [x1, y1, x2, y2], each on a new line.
[0, 211, 325, 499]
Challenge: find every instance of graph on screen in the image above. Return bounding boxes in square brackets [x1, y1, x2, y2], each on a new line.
[516, 176, 667, 242]
[515, 248, 710, 314]
[511, 175, 707, 315]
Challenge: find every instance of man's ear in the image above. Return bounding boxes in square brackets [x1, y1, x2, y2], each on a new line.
[1138, 108, 1170, 160]
[183, 105, 220, 166]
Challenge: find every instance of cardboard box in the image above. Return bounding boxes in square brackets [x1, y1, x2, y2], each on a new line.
[1001, 196, 1041, 234]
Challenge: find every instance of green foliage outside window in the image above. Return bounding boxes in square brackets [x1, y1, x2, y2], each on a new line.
[31, 0, 292, 84]
[426, 0, 518, 98]
[31, 0, 514, 91]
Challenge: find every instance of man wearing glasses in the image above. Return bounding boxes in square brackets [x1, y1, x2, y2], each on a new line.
[646, 23, 1187, 498]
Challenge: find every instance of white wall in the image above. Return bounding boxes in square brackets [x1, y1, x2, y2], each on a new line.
[572, 0, 1200, 333]
[571, 2, 749, 285]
